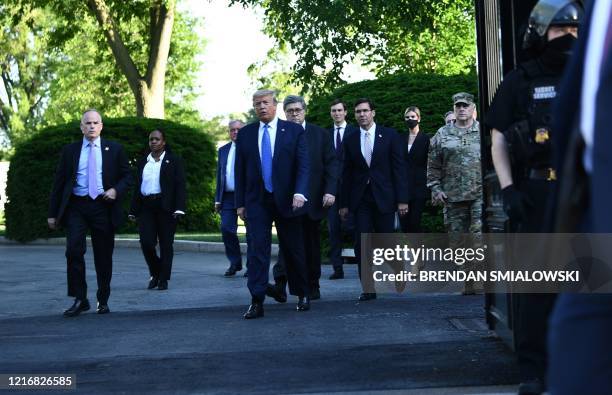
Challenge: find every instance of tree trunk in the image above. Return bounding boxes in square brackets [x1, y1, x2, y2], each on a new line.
[87, 0, 175, 119]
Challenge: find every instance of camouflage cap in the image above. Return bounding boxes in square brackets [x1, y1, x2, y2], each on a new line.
[452, 92, 474, 105]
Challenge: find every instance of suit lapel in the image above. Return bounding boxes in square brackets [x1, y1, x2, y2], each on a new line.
[71, 142, 81, 177]
[273, 121, 287, 169]
[101, 139, 110, 188]
[370, 126, 384, 167]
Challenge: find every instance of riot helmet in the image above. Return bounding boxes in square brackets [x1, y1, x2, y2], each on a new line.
[522, 0, 583, 51]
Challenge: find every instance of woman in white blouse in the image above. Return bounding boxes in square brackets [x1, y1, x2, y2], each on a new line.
[129, 129, 186, 290]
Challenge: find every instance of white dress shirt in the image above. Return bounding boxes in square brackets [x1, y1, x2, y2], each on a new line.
[141, 151, 165, 196]
[333, 121, 347, 149]
[360, 122, 376, 161]
[580, 0, 612, 173]
[225, 142, 236, 192]
[73, 137, 104, 197]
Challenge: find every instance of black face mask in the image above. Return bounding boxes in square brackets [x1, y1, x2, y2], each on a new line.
[406, 119, 419, 129]
[540, 34, 576, 69]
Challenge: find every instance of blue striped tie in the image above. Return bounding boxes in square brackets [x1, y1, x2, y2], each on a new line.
[261, 124, 273, 192]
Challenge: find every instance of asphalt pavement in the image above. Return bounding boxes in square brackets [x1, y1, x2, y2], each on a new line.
[0, 244, 519, 394]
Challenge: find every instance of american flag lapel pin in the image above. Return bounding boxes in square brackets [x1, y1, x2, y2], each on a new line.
[165, 160, 170, 163]
[105, 146, 109, 151]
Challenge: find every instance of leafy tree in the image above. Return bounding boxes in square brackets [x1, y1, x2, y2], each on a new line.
[42, 10, 204, 125]
[231, 0, 476, 94]
[14, 0, 185, 118]
[0, 3, 59, 145]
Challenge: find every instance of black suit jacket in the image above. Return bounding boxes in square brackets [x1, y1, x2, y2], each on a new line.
[341, 125, 410, 213]
[235, 119, 310, 218]
[48, 138, 133, 229]
[329, 124, 358, 203]
[406, 130, 430, 200]
[215, 142, 233, 203]
[304, 122, 340, 220]
[129, 150, 187, 216]
[550, 1, 612, 233]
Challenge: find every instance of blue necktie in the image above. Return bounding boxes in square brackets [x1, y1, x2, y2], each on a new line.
[261, 124, 273, 192]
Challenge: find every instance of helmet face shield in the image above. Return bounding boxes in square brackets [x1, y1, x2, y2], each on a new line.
[523, 0, 583, 50]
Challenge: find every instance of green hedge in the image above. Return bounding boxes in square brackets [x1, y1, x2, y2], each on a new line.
[5, 117, 218, 242]
[308, 72, 478, 234]
[307, 72, 478, 135]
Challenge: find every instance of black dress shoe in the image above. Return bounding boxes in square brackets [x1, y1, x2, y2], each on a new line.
[358, 292, 377, 301]
[310, 288, 321, 300]
[63, 299, 90, 317]
[265, 283, 287, 303]
[157, 280, 168, 290]
[224, 267, 237, 276]
[243, 302, 264, 319]
[296, 296, 310, 311]
[243, 270, 248, 277]
[96, 303, 110, 314]
[147, 276, 159, 290]
[329, 270, 344, 280]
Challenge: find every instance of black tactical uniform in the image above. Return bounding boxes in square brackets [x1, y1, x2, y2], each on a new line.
[486, 1, 583, 394]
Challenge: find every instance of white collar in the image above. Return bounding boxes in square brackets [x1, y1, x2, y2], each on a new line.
[146, 151, 166, 163]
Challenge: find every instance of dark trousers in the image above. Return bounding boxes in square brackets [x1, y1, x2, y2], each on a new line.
[65, 196, 115, 304]
[514, 179, 557, 383]
[354, 186, 395, 289]
[399, 198, 426, 233]
[246, 193, 309, 300]
[220, 192, 242, 269]
[138, 197, 177, 281]
[548, 294, 612, 395]
[274, 216, 322, 291]
[327, 201, 344, 270]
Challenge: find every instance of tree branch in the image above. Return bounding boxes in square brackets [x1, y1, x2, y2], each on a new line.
[145, 0, 175, 91]
[87, 0, 142, 94]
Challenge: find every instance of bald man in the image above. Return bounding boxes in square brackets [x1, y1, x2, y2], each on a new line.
[48, 109, 133, 317]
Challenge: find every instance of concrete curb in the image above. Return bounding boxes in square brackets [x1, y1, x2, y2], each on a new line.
[0, 236, 279, 255]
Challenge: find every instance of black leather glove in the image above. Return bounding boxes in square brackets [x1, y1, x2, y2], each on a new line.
[501, 185, 532, 223]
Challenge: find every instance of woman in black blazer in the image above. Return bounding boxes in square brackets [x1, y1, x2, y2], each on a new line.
[401, 106, 430, 233]
[129, 129, 186, 290]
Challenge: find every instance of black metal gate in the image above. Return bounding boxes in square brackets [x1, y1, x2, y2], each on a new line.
[475, 0, 539, 347]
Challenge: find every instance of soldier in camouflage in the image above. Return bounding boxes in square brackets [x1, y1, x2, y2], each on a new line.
[427, 92, 482, 294]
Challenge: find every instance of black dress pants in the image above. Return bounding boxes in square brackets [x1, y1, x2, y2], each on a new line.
[353, 186, 395, 290]
[65, 195, 115, 304]
[138, 197, 178, 281]
[274, 215, 322, 291]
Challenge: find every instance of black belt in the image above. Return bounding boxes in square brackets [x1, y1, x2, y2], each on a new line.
[143, 193, 162, 200]
[71, 194, 102, 202]
[528, 168, 556, 181]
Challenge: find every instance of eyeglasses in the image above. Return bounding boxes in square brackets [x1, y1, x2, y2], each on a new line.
[285, 108, 304, 115]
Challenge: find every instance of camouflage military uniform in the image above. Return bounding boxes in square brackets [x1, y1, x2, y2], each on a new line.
[427, 120, 483, 290]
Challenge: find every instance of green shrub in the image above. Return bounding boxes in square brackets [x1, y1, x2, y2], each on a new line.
[5, 117, 218, 242]
[307, 72, 478, 234]
[307, 71, 478, 135]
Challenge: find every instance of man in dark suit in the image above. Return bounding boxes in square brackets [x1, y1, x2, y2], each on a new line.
[339, 98, 409, 301]
[547, 1, 612, 393]
[235, 89, 311, 318]
[48, 109, 132, 317]
[215, 120, 245, 276]
[328, 99, 358, 280]
[267, 95, 339, 301]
